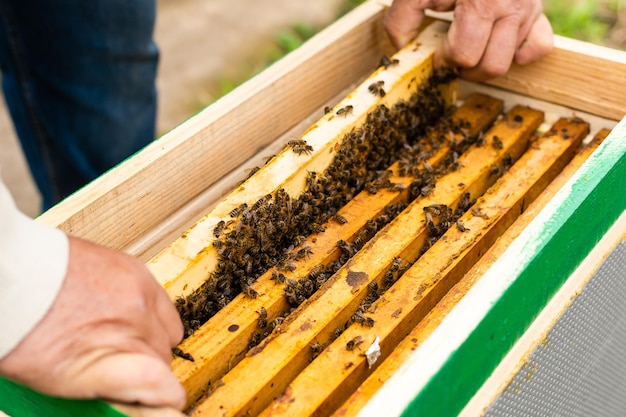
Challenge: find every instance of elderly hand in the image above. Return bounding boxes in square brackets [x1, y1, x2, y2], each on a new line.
[384, 0, 554, 81]
[0, 236, 186, 409]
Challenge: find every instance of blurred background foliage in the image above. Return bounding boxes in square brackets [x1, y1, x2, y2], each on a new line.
[545, 0, 626, 48]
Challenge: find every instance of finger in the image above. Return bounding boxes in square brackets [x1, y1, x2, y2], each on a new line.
[76, 353, 187, 409]
[129, 263, 183, 358]
[514, 13, 554, 66]
[151, 279, 185, 347]
[434, 3, 494, 69]
[384, 0, 455, 48]
[385, 0, 428, 48]
[460, 14, 521, 81]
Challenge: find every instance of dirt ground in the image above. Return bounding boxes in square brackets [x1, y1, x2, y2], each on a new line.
[0, 0, 344, 217]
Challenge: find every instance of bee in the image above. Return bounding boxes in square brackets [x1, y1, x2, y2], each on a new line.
[456, 220, 468, 232]
[245, 165, 261, 179]
[471, 207, 490, 220]
[346, 336, 364, 351]
[353, 229, 370, 248]
[368, 80, 386, 97]
[457, 191, 472, 213]
[308, 263, 324, 278]
[172, 347, 195, 362]
[502, 153, 513, 172]
[362, 317, 375, 327]
[292, 235, 307, 247]
[262, 154, 276, 165]
[270, 316, 285, 330]
[310, 342, 323, 359]
[271, 271, 287, 284]
[389, 257, 402, 273]
[379, 55, 400, 68]
[305, 170, 318, 187]
[288, 139, 314, 156]
[420, 185, 434, 197]
[213, 220, 226, 238]
[248, 331, 262, 349]
[241, 284, 258, 299]
[229, 203, 247, 218]
[388, 182, 407, 192]
[337, 239, 354, 254]
[489, 164, 501, 176]
[336, 105, 354, 117]
[330, 327, 344, 341]
[350, 310, 366, 325]
[365, 219, 378, 234]
[256, 307, 268, 328]
[280, 262, 297, 272]
[252, 194, 272, 211]
[324, 106, 332, 114]
[492, 135, 504, 150]
[332, 213, 348, 224]
[295, 246, 313, 259]
[288, 139, 307, 147]
[475, 131, 486, 147]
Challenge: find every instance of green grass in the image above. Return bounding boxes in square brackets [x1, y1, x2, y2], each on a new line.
[207, 21, 318, 101]
[544, 0, 622, 45]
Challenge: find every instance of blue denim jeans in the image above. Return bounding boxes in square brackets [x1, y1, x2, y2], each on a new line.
[0, 0, 158, 210]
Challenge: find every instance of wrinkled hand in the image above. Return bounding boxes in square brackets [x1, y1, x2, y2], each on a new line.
[384, 0, 554, 81]
[0, 236, 186, 409]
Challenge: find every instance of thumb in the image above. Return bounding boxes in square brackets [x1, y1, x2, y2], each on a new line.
[514, 13, 554, 66]
[74, 353, 186, 409]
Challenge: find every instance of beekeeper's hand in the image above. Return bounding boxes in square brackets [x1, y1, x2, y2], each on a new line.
[0, 236, 186, 409]
[384, 0, 554, 81]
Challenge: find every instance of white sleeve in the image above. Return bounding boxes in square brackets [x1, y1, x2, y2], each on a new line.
[0, 179, 69, 358]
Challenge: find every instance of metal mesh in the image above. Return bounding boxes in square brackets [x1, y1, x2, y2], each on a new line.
[483, 239, 626, 417]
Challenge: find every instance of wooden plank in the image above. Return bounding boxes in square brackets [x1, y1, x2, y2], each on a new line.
[486, 35, 626, 121]
[35, 0, 395, 255]
[149, 20, 452, 300]
[258, 117, 589, 417]
[190, 106, 543, 416]
[335, 127, 611, 417]
[172, 94, 503, 409]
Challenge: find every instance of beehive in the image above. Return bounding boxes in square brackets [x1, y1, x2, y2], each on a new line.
[2, 2, 626, 416]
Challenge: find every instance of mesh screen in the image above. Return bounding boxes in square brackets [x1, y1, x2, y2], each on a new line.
[484, 239, 626, 417]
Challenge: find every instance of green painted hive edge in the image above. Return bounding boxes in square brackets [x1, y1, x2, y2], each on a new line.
[0, 376, 127, 416]
[396, 117, 626, 416]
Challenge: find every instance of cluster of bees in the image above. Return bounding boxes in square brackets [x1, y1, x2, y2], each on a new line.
[175, 68, 466, 339]
[334, 190, 474, 350]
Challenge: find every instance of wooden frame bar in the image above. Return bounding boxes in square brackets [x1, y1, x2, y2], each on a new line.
[358, 118, 626, 416]
[172, 93, 503, 409]
[335, 126, 608, 417]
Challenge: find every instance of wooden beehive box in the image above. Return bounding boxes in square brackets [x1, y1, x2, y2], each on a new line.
[2, 1, 626, 416]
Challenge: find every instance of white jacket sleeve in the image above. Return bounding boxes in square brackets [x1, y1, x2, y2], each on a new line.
[0, 179, 69, 358]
